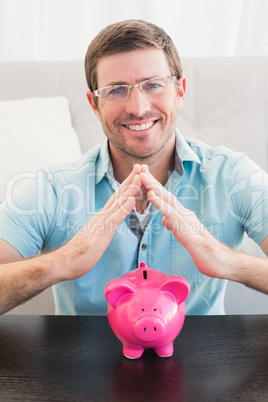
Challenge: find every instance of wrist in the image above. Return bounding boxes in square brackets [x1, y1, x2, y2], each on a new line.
[222, 248, 256, 282]
[222, 248, 268, 293]
[38, 250, 68, 285]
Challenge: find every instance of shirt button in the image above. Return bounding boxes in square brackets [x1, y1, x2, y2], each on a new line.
[141, 244, 147, 251]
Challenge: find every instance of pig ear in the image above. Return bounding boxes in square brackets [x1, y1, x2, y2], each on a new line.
[105, 279, 137, 307]
[160, 276, 190, 304]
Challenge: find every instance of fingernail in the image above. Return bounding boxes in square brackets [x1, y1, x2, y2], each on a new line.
[143, 164, 148, 171]
[133, 164, 141, 172]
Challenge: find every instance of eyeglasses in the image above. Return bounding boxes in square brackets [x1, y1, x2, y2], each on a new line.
[93, 76, 178, 102]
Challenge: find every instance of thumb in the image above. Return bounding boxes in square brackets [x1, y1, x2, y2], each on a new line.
[162, 216, 173, 232]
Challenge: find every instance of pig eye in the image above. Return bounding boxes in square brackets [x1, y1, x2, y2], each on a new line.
[142, 308, 145, 311]
[153, 308, 157, 311]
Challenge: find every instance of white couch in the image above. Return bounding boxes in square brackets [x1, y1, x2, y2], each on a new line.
[0, 58, 268, 315]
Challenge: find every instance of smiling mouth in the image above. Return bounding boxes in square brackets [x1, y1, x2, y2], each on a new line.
[124, 121, 156, 131]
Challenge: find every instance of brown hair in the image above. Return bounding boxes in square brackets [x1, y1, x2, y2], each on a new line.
[84, 19, 182, 95]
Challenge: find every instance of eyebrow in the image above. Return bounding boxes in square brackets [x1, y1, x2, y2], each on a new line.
[103, 81, 129, 87]
[102, 77, 154, 88]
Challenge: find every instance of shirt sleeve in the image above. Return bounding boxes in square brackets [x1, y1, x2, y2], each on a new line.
[228, 154, 268, 245]
[0, 169, 58, 258]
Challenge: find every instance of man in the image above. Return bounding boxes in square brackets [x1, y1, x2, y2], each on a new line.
[0, 20, 268, 315]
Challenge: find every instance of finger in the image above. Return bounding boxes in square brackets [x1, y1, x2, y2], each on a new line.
[162, 216, 173, 232]
[141, 164, 149, 173]
[140, 168, 162, 193]
[140, 167, 167, 197]
[109, 196, 136, 229]
[147, 190, 186, 244]
[105, 174, 142, 213]
[97, 196, 137, 238]
[141, 165, 190, 213]
[104, 165, 141, 210]
[95, 174, 141, 223]
[148, 190, 207, 246]
[147, 190, 174, 217]
[141, 170, 178, 208]
[148, 189, 193, 220]
[117, 164, 141, 196]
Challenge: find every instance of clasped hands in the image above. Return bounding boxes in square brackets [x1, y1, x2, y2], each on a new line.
[63, 164, 229, 281]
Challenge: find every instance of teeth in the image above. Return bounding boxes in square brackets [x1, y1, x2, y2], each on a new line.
[126, 121, 154, 131]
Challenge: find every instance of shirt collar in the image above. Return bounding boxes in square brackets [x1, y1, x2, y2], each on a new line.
[95, 139, 111, 185]
[174, 129, 201, 175]
[95, 129, 201, 184]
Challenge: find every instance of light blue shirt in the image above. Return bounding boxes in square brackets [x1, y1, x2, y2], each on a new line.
[1, 131, 268, 315]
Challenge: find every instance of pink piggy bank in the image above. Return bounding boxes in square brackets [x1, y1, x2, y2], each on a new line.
[104, 262, 190, 359]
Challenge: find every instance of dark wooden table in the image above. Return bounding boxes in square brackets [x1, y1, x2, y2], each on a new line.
[0, 315, 268, 401]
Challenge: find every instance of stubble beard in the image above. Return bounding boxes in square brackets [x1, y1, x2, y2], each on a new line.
[100, 113, 178, 164]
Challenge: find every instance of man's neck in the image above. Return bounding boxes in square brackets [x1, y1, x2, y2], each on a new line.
[109, 142, 175, 184]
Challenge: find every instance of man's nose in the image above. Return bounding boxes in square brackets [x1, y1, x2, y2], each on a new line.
[125, 86, 151, 116]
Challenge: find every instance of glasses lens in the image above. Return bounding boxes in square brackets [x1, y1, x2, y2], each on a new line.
[141, 77, 173, 95]
[97, 76, 175, 102]
[101, 85, 129, 101]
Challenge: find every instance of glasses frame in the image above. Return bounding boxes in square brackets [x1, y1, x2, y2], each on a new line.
[93, 75, 178, 102]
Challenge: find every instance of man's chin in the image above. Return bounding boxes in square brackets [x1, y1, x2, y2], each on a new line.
[108, 125, 176, 161]
[117, 143, 162, 161]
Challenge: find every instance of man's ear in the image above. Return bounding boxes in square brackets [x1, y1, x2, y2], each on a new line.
[176, 76, 186, 109]
[86, 91, 101, 121]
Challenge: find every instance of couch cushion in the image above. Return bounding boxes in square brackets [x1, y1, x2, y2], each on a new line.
[0, 96, 81, 202]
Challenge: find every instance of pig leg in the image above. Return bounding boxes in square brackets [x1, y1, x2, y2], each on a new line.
[123, 345, 144, 359]
[154, 343, 174, 357]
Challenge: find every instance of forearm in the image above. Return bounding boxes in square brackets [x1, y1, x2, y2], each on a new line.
[184, 232, 268, 294]
[223, 248, 268, 294]
[0, 168, 142, 315]
[184, 232, 268, 293]
[0, 253, 59, 315]
[141, 169, 268, 294]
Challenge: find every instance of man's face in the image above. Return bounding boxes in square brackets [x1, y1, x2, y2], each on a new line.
[88, 48, 185, 161]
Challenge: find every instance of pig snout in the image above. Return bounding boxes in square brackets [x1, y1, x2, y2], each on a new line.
[133, 316, 165, 342]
